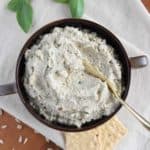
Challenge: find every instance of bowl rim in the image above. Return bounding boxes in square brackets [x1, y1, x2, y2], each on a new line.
[16, 18, 131, 132]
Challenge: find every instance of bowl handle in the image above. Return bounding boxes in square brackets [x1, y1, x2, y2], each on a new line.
[0, 56, 148, 95]
[0, 83, 17, 96]
[129, 55, 148, 68]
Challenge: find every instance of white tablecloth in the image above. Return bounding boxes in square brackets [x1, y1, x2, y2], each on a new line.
[0, 0, 150, 149]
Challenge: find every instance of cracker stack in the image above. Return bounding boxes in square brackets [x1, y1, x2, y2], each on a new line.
[65, 117, 127, 150]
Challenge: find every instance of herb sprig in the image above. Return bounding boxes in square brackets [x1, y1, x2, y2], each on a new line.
[55, 0, 84, 18]
[7, 0, 84, 33]
[69, 0, 84, 18]
[8, 0, 33, 33]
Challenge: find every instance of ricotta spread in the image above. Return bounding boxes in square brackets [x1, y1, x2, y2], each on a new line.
[23, 27, 123, 127]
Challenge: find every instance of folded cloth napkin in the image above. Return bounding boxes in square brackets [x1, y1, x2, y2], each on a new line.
[0, 0, 150, 149]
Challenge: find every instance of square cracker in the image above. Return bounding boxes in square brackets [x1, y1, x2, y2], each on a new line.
[65, 117, 127, 150]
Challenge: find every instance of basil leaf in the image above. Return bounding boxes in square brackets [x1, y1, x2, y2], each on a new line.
[54, 0, 68, 3]
[16, 0, 33, 33]
[7, 0, 19, 12]
[69, 0, 84, 18]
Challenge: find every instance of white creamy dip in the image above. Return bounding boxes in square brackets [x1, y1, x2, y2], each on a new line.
[24, 27, 123, 127]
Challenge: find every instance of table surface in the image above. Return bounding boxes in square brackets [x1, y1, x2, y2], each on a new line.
[0, 1, 149, 150]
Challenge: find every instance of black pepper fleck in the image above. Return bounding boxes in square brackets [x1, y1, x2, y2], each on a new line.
[78, 81, 82, 84]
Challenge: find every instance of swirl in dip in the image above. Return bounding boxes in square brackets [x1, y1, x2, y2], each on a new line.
[23, 27, 123, 127]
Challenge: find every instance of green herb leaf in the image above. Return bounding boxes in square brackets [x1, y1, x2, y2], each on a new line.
[16, 0, 33, 33]
[69, 0, 84, 18]
[7, 0, 19, 12]
[54, 0, 69, 3]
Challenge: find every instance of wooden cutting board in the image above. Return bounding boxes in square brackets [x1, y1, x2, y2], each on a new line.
[0, 110, 62, 150]
[142, 0, 150, 12]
